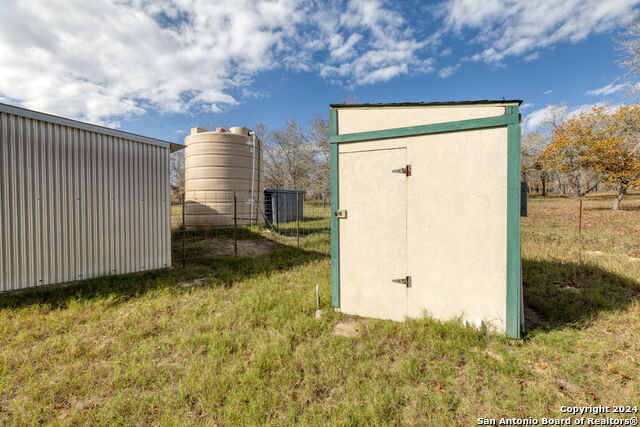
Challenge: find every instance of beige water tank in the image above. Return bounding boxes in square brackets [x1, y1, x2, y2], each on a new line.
[184, 127, 264, 226]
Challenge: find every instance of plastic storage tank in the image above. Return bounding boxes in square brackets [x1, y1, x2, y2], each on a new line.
[184, 126, 264, 226]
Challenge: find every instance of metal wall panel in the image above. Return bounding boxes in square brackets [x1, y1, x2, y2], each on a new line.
[264, 189, 306, 224]
[0, 111, 172, 292]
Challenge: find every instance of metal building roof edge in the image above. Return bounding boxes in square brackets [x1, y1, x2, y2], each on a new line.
[329, 100, 523, 108]
[0, 102, 184, 152]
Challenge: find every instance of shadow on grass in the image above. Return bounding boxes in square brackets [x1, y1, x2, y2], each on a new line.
[523, 258, 640, 335]
[171, 224, 330, 259]
[0, 230, 328, 311]
[270, 226, 332, 236]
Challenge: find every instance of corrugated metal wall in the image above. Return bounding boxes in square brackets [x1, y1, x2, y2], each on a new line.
[264, 189, 306, 224]
[0, 112, 171, 292]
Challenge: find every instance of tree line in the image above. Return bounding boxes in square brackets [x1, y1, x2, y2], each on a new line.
[523, 18, 640, 211]
[255, 116, 329, 199]
[522, 104, 640, 210]
[169, 116, 330, 204]
[170, 104, 639, 212]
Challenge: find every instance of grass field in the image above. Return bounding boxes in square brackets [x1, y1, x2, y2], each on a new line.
[1, 193, 639, 425]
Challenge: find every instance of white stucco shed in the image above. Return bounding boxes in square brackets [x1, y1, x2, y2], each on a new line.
[329, 100, 524, 338]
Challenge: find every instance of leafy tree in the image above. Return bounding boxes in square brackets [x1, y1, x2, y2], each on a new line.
[595, 105, 640, 209]
[543, 105, 640, 209]
[542, 115, 601, 199]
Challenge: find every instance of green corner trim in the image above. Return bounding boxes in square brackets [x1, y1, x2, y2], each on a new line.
[505, 105, 523, 339]
[329, 113, 519, 144]
[329, 108, 340, 308]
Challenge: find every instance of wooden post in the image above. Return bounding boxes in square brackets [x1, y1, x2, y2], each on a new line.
[578, 199, 583, 234]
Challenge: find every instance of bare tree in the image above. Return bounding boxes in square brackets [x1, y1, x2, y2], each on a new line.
[521, 132, 554, 196]
[338, 96, 359, 105]
[170, 150, 185, 203]
[616, 18, 640, 96]
[308, 115, 330, 198]
[263, 120, 319, 191]
[259, 117, 332, 198]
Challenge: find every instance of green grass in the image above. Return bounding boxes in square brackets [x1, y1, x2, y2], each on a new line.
[1, 194, 639, 425]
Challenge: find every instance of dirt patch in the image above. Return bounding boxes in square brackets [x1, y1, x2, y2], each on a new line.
[233, 239, 279, 256]
[188, 237, 279, 257]
[333, 318, 360, 337]
[180, 278, 207, 288]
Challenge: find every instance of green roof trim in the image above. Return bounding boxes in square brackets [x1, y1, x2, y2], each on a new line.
[329, 113, 519, 144]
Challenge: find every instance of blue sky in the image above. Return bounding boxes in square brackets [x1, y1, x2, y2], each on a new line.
[0, 0, 638, 144]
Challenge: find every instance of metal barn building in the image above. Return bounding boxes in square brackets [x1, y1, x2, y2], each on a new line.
[329, 100, 524, 338]
[0, 103, 183, 292]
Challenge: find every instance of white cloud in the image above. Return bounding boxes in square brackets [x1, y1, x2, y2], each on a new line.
[329, 33, 363, 61]
[523, 102, 622, 132]
[523, 52, 540, 62]
[440, 47, 453, 56]
[565, 103, 623, 118]
[359, 64, 408, 85]
[521, 102, 534, 110]
[544, 90, 554, 95]
[523, 105, 564, 132]
[0, 0, 434, 125]
[4, 0, 633, 126]
[438, 64, 460, 78]
[444, 0, 640, 63]
[312, 0, 433, 87]
[585, 82, 627, 96]
[0, 0, 300, 125]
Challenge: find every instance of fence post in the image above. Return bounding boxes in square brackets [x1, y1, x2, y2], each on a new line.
[275, 193, 279, 233]
[233, 191, 238, 256]
[182, 192, 186, 268]
[296, 191, 300, 247]
[578, 199, 583, 234]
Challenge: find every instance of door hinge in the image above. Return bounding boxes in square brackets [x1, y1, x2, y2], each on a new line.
[334, 209, 347, 218]
[392, 164, 411, 177]
[392, 276, 412, 287]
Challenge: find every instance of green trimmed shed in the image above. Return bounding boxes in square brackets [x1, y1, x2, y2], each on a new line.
[329, 100, 524, 338]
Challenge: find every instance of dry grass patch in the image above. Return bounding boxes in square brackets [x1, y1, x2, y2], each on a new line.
[0, 193, 639, 425]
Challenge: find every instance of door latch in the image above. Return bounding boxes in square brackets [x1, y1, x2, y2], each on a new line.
[392, 276, 412, 287]
[392, 164, 411, 177]
[334, 209, 347, 218]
